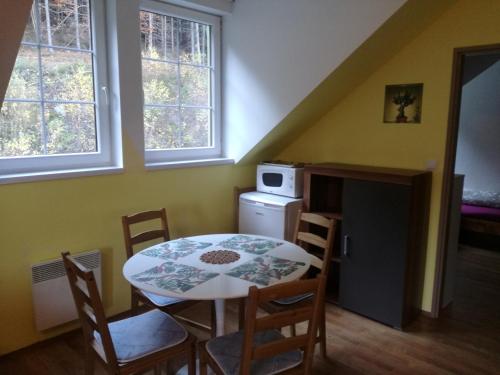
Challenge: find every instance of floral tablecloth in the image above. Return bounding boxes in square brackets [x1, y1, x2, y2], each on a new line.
[123, 234, 311, 300]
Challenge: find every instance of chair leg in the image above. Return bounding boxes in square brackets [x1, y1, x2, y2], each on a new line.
[199, 344, 208, 375]
[238, 297, 245, 330]
[319, 305, 327, 358]
[84, 346, 94, 375]
[131, 289, 140, 316]
[290, 324, 296, 336]
[188, 340, 196, 375]
[210, 300, 217, 338]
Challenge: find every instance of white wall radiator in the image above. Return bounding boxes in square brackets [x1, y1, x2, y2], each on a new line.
[31, 250, 102, 331]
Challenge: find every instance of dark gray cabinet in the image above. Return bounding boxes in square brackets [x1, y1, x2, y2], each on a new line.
[340, 179, 410, 328]
[303, 163, 431, 329]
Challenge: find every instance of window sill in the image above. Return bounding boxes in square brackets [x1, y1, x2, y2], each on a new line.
[0, 166, 124, 185]
[145, 157, 234, 170]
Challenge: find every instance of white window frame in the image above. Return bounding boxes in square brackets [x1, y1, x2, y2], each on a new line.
[140, 0, 222, 164]
[0, 0, 114, 179]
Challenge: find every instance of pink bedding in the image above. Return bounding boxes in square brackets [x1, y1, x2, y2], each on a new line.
[461, 204, 500, 222]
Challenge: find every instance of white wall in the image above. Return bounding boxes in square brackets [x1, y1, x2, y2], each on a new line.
[222, 0, 405, 162]
[455, 57, 500, 192]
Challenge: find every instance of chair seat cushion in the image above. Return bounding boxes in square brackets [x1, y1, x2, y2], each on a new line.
[141, 290, 186, 307]
[273, 292, 314, 305]
[94, 309, 187, 363]
[206, 330, 302, 375]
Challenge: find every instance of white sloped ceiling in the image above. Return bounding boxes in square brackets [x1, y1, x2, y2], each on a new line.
[222, 0, 406, 162]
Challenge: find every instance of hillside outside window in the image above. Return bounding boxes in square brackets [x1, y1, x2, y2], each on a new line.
[140, 1, 221, 164]
[0, 0, 111, 178]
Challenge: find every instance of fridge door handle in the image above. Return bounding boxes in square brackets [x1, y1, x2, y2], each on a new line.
[343, 235, 350, 258]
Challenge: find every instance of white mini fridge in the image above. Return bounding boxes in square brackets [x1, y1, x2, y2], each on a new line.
[239, 191, 303, 241]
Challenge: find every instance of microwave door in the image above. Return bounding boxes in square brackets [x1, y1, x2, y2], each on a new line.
[262, 172, 284, 188]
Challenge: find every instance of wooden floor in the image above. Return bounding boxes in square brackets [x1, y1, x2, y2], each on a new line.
[1, 245, 499, 374]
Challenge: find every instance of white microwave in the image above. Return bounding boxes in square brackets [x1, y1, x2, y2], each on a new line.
[256, 164, 304, 198]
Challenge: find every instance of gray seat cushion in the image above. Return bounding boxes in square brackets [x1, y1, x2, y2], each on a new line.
[206, 330, 303, 375]
[141, 290, 186, 307]
[94, 309, 187, 363]
[273, 292, 313, 305]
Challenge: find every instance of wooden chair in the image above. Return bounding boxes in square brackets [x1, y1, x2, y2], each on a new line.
[199, 277, 325, 375]
[62, 252, 196, 375]
[122, 208, 216, 337]
[258, 211, 337, 358]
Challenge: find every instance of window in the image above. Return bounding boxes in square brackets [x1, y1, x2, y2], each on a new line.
[0, 0, 112, 178]
[140, 1, 221, 164]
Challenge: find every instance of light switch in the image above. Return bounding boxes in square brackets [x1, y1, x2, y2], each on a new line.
[425, 160, 437, 171]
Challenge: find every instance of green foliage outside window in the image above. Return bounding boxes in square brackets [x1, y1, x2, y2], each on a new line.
[0, 1, 213, 159]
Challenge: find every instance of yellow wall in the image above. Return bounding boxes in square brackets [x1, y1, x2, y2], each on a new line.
[2, 0, 500, 356]
[279, 0, 500, 312]
[0, 146, 254, 354]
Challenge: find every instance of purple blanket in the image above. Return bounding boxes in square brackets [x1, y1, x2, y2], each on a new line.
[461, 204, 500, 222]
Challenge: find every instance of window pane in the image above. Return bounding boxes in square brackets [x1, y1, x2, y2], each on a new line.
[23, 9, 37, 43]
[140, 11, 178, 61]
[141, 6, 218, 158]
[142, 60, 178, 105]
[178, 19, 210, 65]
[0, 102, 43, 157]
[45, 103, 96, 154]
[39, 0, 91, 49]
[180, 66, 209, 106]
[180, 108, 210, 147]
[41, 48, 94, 102]
[1, 0, 111, 175]
[144, 107, 179, 149]
[4, 45, 40, 100]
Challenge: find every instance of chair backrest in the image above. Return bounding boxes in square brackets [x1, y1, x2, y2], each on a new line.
[122, 208, 170, 259]
[241, 277, 325, 375]
[293, 210, 336, 276]
[62, 252, 119, 372]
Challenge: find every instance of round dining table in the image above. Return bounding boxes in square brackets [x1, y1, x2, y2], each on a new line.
[123, 233, 311, 336]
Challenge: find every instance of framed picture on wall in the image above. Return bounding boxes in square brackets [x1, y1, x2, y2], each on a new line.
[383, 83, 423, 124]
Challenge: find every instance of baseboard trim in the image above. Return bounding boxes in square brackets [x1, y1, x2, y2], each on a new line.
[420, 309, 435, 318]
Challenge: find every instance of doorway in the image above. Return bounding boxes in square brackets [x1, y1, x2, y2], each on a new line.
[434, 44, 500, 322]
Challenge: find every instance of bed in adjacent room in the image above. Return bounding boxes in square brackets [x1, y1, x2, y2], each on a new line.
[461, 189, 500, 237]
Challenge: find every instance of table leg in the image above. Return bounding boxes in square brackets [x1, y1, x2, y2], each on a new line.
[214, 298, 225, 336]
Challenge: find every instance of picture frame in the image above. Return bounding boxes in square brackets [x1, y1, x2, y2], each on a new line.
[383, 83, 423, 124]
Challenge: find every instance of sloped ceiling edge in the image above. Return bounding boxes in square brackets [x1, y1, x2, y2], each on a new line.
[0, 0, 33, 109]
[238, 0, 457, 165]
